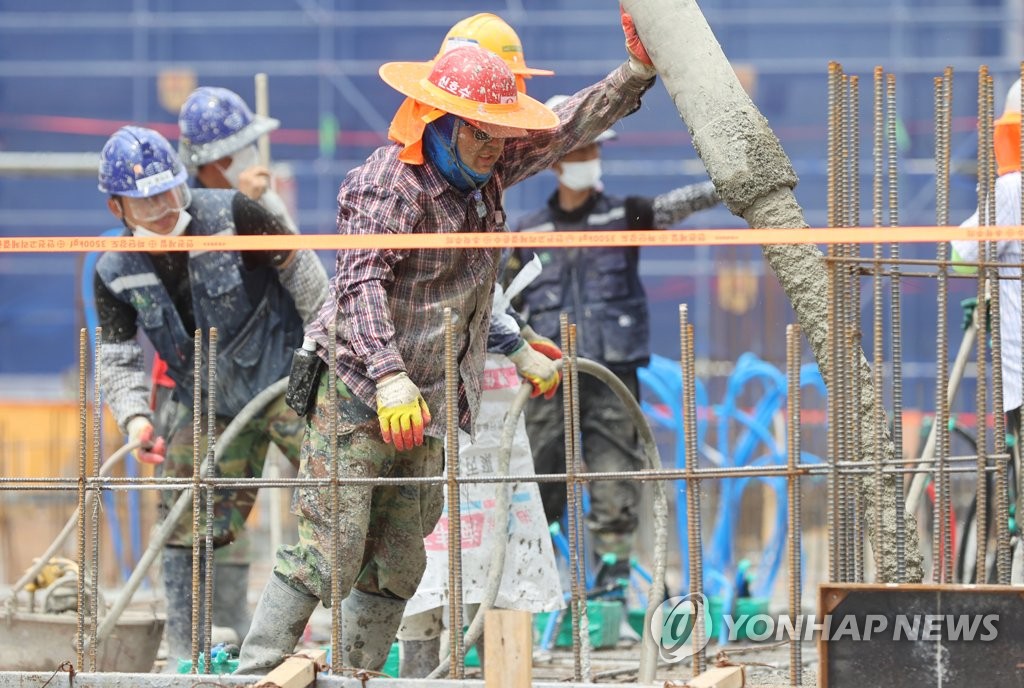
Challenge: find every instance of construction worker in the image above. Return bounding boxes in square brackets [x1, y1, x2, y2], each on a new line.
[951, 77, 1023, 551]
[178, 86, 300, 234]
[390, 14, 564, 678]
[510, 100, 720, 592]
[236, 10, 659, 673]
[93, 125, 328, 670]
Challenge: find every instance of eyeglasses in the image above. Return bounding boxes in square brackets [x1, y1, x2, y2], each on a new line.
[459, 119, 496, 144]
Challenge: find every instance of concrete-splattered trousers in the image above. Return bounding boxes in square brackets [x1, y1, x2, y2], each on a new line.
[160, 394, 304, 562]
[273, 371, 445, 606]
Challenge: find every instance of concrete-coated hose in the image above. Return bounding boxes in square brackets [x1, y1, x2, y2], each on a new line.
[5, 441, 139, 605]
[92, 377, 290, 644]
[428, 357, 669, 682]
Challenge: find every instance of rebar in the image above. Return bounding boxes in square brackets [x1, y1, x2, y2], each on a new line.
[569, 324, 592, 681]
[975, 65, 991, 580]
[75, 328, 87, 669]
[444, 307, 465, 679]
[934, 71, 953, 583]
[190, 331, 202, 672]
[88, 327, 101, 671]
[826, 61, 841, 583]
[681, 307, 706, 675]
[203, 329, 218, 670]
[786, 323, 803, 687]
[887, 70, 906, 585]
[561, 313, 583, 682]
[328, 297, 341, 674]
[1019, 59, 1024, 558]
[846, 72, 863, 583]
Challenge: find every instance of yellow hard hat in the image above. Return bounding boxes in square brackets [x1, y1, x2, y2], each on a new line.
[436, 13, 553, 78]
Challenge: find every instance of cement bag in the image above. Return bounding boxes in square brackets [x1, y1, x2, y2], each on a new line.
[405, 353, 564, 616]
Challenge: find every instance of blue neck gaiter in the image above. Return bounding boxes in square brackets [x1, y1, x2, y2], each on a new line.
[423, 115, 492, 193]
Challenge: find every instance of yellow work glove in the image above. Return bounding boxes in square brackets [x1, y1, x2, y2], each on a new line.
[508, 341, 561, 400]
[376, 372, 431, 451]
[521, 324, 563, 362]
[127, 416, 166, 465]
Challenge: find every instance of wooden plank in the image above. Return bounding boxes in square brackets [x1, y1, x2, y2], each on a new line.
[680, 665, 745, 687]
[484, 609, 532, 688]
[251, 649, 326, 688]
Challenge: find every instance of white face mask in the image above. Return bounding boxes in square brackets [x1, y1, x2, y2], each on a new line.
[557, 158, 602, 191]
[219, 145, 261, 189]
[131, 209, 191, 238]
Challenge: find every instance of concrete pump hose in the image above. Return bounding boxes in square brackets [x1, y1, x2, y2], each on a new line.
[94, 377, 290, 644]
[428, 358, 669, 682]
[5, 441, 139, 604]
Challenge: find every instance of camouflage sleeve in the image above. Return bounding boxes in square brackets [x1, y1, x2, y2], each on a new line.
[651, 181, 721, 228]
[278, 249, 330, 325]
[99, 339, 152, 433]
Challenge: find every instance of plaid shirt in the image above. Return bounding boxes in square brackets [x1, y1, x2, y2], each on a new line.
[306, 62, 653, 436]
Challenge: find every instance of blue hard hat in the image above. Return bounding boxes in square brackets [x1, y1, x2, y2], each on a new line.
[98, 126, 188, 198]
[178, 87, 279, 170]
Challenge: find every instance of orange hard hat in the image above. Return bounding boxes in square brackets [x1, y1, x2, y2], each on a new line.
[380, 45, 558, 140]
[436, 13, 553, 79]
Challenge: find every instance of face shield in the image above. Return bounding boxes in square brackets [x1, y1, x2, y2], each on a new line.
[121, 184, 192, 224]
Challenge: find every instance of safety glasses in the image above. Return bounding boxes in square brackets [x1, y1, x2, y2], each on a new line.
[122, 184, 192, 223]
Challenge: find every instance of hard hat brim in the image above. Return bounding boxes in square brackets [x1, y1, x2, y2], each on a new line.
[995, 111, 1021, 128]
[379, 60, 559, 137]
[179, 115, 280, 170]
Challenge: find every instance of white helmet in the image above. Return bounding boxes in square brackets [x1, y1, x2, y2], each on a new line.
[545, 94, 617, 144]
[997, 78, 1021, 124]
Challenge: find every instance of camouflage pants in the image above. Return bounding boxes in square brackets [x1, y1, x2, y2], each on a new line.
[274, 371, 445, 606]
[159, 393, 304, 560]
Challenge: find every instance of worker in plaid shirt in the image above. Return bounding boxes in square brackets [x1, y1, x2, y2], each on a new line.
[237, 8, 658, 675]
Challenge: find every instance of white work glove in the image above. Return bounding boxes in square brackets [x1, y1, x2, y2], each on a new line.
[375, 372, 432, 452]
[508, 342, 561, 400]
[126, 416, 166, 465]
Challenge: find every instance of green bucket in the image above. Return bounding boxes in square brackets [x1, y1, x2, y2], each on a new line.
[534, 600, 624, 649]
[729, 596, 771, 641]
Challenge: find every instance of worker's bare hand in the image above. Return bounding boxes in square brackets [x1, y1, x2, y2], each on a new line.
[237, 165, 272, 201]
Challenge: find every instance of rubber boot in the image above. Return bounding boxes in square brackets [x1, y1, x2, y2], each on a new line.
[399, 638, 440, 678]
[161, 547, 202, 673]
[234, 573, 318, 675]
[342, 588, 408, 671]
[212, 562, 252, 647]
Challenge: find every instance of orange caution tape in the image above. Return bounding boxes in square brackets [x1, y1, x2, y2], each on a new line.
[0, 225, 1021, 253]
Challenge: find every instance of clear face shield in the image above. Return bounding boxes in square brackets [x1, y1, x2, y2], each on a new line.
[122, 184, 192, 224]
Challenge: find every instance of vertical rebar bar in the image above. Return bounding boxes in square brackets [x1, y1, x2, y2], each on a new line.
[76, 328, 87, 669]
[847, 72, 863, 583]
[203, 328, 217, 671]
[681, 306, 706, 675]
[934, 71, 953, 583]
[886, 71, 906, 585]
[786, 324, 803, 687]
[826, 62, 841, 583]
[88, 327, 101, 671]
[444, 307, 465, 679]
[1019, 60, 1024, 555]
[975, 66, 991, 580]
[568, 323, 592, 680]
[328, 307, 341, 674]
[190, 331, 202, 672]
[561, 312, 582, 682]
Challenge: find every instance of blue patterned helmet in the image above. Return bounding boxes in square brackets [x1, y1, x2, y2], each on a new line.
[178, 87, 279, 170]
[98, 126, 188, 198]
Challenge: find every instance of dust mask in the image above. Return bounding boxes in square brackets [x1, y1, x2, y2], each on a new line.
[131, 210, 192, 239]
[219, 145, 261, 189]
[557, 159, 602, 191]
